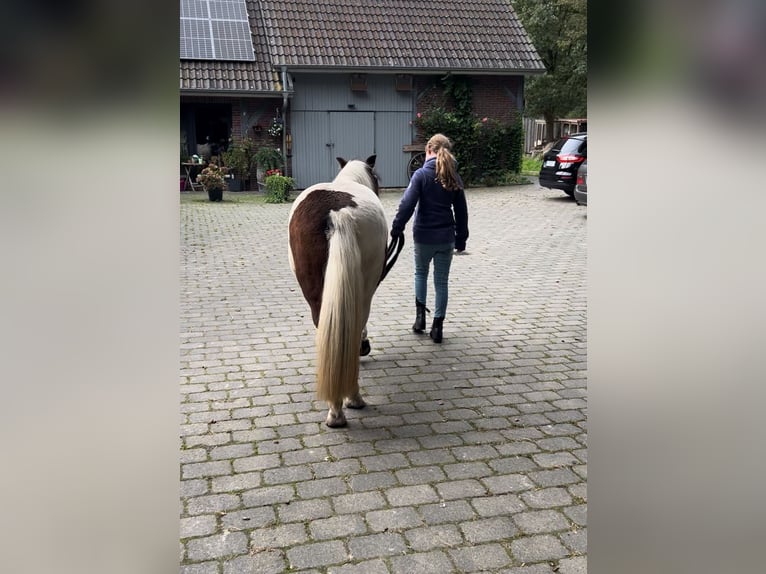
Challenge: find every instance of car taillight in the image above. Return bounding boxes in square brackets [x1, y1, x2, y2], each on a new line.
[576, 174, 584, 185]
[557, 154, 584, 163]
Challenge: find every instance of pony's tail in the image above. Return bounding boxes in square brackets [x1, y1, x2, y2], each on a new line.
[316, 210, 364, 405]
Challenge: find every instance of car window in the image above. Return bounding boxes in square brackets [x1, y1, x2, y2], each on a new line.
[560, 138, 585, 155]
[552, 138, 568, 151]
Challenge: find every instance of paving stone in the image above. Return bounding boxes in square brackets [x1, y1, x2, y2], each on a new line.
[222, 551, 286, 574]
[348, 532, 406, 559]
[385, 484, 439, 506]
[528, 468, 580, 489]
[348, 472, 397, 492]
[287, 540, 348, 569]
[220, 507, 276, 530]
[180, 515, 218, 539]
[310, 514, 368, 539]
[499, 565, 555, 574]
[361, 453, 410, 471]
[435, 479, 487, 500]
[560, 527, 587, 553]
[333, 491, 387, 514]
[459, 516, 518, 543]
[250, 523, 308, 549]
[563, 504, 587, 526]
[186, 494, 241, 516]
[181, 562, 221, 574]
[242, 485, 295, 507]
[277, 498, 334, 523]
[181, 479, 210, 498]
[404, 524, 463, 551]
[327, 558, 390, 574]
[443, 462, 493, 480]
[448, 543, 512, 572]
[510, 534, 569, 563]
[513, 509, 570, 534]
[407, 448, 457, 466]
[557, 555, 587, 574]
[482, 473, 536, 494]
[418, 500, 476, 525]
[186, 532, 248, 561]
[366, 507, 424, 532]
[489, 456, 539, 474]
[389, 550, 454, 574]
[183, 461, 232, 480]
[521, 487, 573, 509]
[211, 472, 261, 493]
[296, 477, 348, 498]
[471, 493, 527, 517]
[262, 464, 313, 485]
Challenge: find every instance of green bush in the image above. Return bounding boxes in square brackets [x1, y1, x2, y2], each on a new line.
[255, 146, 283, 171]
[264, 174, 295, 203]
[413, 110, 523, 186]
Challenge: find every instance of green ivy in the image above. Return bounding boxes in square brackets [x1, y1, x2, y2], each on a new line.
[412, 77, 523, 186]
[413, 110, 523, 186]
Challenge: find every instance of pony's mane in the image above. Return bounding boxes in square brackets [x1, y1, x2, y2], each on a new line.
[334, 159, 380, 195]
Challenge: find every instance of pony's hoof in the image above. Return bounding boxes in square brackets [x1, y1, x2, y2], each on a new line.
[359, 339, 371, 356]
[325, 410, 347, 428]
[344, 395, 367, 409]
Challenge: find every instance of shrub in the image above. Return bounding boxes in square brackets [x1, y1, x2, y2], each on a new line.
[196, 163, 228, 191]
[255, 147, 283, 171]
[264, 174, 295, 203]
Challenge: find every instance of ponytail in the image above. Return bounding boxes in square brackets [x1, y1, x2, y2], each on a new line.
[427, 134, 461, 191]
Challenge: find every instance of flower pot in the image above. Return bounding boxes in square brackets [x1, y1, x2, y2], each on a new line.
[207, 188, 223, 202]
[227, 177, 243, 192]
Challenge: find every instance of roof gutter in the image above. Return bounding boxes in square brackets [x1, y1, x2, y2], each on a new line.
[179, 89, 284, 98]
[274, 66, 546, 76]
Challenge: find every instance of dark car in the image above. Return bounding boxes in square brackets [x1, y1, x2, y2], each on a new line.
[574, 160, 587, 206]
[538, 133, 587, 196]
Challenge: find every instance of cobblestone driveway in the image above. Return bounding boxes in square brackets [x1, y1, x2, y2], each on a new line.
[180, 183, 587, 574]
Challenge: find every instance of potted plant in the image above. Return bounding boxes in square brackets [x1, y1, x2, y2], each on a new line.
[254, 146, 284, 187]
[220, 145, 249, 192]
[264, 173, 295, 203]
[196, 162, 228, 202]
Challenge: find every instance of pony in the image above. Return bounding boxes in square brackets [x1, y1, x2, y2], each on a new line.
[288, 155, 391, 427]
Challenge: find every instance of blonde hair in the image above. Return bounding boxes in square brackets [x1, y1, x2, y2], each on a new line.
[426, 134, 461, 191]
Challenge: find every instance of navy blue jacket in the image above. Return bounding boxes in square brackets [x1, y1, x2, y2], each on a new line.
[391, 158, 469, 250]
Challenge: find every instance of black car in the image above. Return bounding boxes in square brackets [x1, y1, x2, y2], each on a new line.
[538, 133, 587, 197]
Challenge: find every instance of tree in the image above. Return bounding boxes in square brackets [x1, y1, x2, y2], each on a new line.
[511, 0, 587, 142]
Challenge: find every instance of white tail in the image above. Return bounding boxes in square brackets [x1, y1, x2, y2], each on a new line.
[315, 210, 365, 404]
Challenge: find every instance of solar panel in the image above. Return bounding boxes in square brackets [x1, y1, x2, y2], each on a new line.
[180, 0, 255, 61]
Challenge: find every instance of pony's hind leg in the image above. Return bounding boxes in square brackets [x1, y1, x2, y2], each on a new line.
[325, 401, 347, 428]
[344, 392, 366, 409]
[359, 324, 371, 356]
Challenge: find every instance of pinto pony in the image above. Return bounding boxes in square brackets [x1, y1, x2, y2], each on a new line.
[288, 155, 390, 427]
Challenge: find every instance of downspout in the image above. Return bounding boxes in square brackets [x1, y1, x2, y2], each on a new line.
[281, 66, 289, 174]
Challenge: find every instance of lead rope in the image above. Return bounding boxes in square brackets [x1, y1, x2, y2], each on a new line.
[379, 234, 405, 285]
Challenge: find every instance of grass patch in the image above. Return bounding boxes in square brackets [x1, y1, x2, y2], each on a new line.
[521, 155, 542, 176]
[180, 192, 288, 205]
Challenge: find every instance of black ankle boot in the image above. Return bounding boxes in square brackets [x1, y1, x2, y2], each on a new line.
[413, 299, 427, 333]
[429, 317, 444, 343]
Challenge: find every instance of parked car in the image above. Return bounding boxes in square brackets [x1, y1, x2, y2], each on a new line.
[538, 133, 587, 197]
[574, 160, 587, 206]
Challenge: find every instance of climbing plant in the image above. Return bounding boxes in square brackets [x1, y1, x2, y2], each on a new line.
[413, 77, 524, 186]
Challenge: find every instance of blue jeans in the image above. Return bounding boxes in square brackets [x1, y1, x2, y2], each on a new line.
[414, 242, 454, 319]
